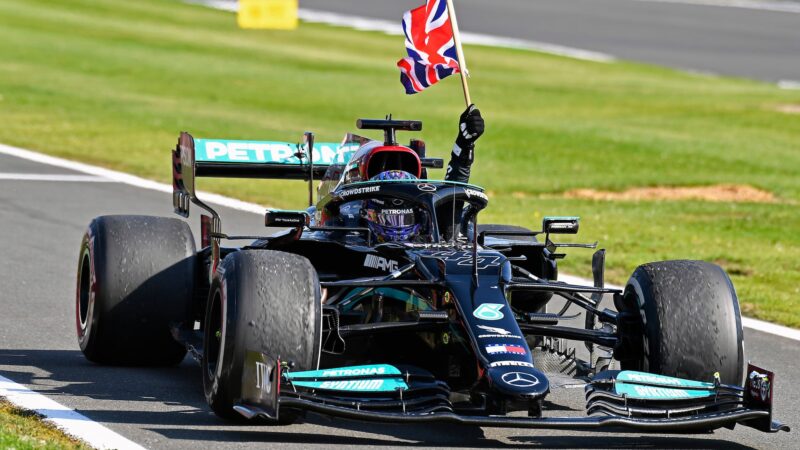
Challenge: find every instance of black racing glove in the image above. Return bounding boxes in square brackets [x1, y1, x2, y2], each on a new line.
[452, 104, 485, 163]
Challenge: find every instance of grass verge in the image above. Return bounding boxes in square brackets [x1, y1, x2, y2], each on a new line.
[0, 400, 89, 449]
[0, 0, 798, 326]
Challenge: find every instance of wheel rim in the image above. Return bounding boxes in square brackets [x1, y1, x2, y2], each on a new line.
[206, 291, 223, 379]
[77, 252, 92, 336]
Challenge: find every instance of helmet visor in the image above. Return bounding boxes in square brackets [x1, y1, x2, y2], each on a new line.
[367, 208, 416, 228]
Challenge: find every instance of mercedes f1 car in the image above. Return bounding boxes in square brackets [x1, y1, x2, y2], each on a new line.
[75, 118, 789, 433]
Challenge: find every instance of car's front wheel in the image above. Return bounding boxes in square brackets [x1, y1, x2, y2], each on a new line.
[202, 250, 321, 424]
[617, 260, 744, 385]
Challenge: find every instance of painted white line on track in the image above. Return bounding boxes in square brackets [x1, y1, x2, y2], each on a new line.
[0, 143, 267, 214]
[632, 0, 800, 13]
[3, 142, 797, 340]
[778, 80, 800, 90]
[741, 317, 800, 340]
[0, 374, 146, 450]
[190, 1, 616, 63]
[0, 173, 114, 182]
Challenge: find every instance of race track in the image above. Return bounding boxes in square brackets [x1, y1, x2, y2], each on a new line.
[300, 0, 800, 82]
[0, 148, 796, 449]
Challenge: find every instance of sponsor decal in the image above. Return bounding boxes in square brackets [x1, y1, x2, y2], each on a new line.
[286, 364, 408, 392]
[339, 185, 381, 198]
[614, 371, 715, 399]
[479, 333, 523, 339]
[417, 183, 437, 192]
[489, 360, 535, 368]
[363, 254, 399, 272]
[473, 303, 504, 321]
[195, 139, 357, 165]
[292, 378, 407, 392]
[477, 325, 511, 335]
[255, 361, 272, 394]
[319, 379, 385, 390]
[749, 369, 772, 403]
[476, 324, 522, 339]
[486, 344, 526, 355]
[464, 188, 488, 201]
[631, 386, 691, 399]
[616, 371, 713, 388]
[622, 372, 683, 386]
[321, 366, 386, 377]
[501, 371, 540, 388]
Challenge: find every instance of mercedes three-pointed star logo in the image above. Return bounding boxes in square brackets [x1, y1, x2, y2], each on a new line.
[501, 371, 540, 388]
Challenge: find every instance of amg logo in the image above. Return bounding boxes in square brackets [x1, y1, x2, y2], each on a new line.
[255, 361, 272, 394]
[364, 254, 399, 272]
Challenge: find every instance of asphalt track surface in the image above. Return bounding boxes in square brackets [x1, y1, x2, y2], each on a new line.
[300, 0, 800, 82]
[0, 150, 797, 449]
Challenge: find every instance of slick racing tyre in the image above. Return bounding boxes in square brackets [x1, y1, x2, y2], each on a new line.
[619, 260, 744, 385]
[202, 250, 321, 424]
[76, 215, 195, 365]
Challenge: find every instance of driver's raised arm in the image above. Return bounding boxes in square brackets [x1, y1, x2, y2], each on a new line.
[444, 104, 485, 183]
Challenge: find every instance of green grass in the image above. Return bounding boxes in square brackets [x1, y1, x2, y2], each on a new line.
[0, 400, 89, 449]
[1, 0, 799, 326]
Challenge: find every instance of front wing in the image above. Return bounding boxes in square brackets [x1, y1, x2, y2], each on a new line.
[237, 351, 789, 433]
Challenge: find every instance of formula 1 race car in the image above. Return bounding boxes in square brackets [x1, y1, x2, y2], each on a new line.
[74, 118, 788, 434]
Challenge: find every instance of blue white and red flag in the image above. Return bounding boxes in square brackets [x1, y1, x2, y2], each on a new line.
[397, 0, 460, 94]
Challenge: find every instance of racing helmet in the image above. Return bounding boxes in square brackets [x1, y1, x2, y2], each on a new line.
[363, 170, 421, 242]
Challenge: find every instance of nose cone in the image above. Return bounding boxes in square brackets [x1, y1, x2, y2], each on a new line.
[488, 366, 550, 399]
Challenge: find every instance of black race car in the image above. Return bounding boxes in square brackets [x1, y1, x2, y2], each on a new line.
[74, 118, 788, 433]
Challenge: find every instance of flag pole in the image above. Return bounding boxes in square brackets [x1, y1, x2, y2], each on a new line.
[445, 0, 471, 107]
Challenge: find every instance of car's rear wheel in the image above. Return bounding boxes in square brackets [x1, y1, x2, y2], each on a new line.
[618, 260, 744, 385]
[202, 250, 321, 424]
[76, 215, 195, 365]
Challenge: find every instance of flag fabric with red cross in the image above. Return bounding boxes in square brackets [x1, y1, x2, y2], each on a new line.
[397, 0, 461, 94]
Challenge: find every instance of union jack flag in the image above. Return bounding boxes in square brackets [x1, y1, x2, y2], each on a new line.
[397, 0, 460, 94]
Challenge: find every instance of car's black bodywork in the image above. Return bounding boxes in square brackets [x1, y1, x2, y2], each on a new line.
[81, 119, 788, 434]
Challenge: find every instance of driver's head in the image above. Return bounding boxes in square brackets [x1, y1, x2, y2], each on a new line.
[363, 170, 420, 242]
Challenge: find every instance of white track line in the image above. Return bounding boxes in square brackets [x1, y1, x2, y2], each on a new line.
[0, 173, 114, 182]
[632, 0, 800, 14]
[191, 1, 615, 63]
[1, 141, 797, 341]
[0, 143, 266, 214]
[778, 80, 800, 90]
[192, 1, 798, 90]
[0, 374, 146, 450]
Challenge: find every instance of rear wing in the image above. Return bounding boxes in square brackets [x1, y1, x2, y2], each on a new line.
[172, 131, 358, 217]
